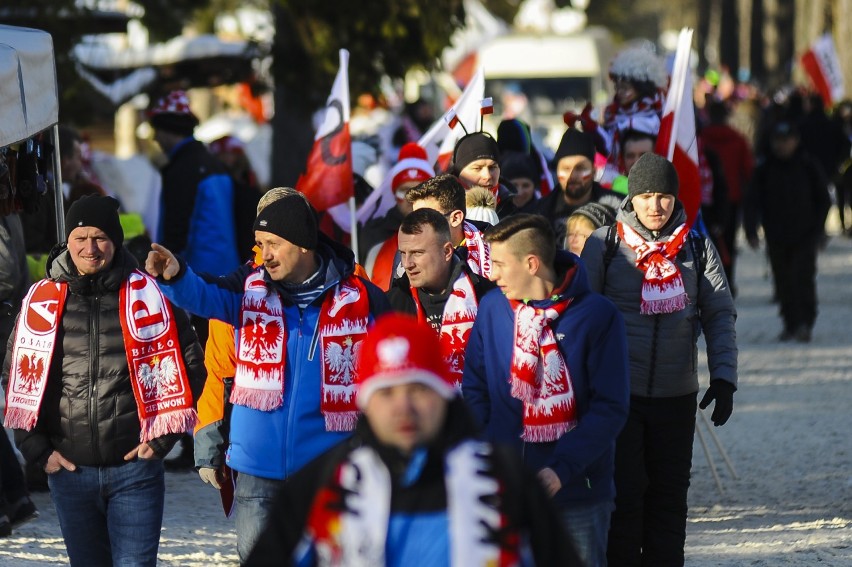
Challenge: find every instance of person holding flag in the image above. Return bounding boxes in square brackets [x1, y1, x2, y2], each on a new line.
[580, 153, 737, 565]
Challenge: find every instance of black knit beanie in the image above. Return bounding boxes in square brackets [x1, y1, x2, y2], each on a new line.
[571, 202, 616, 229]
[65, 195, 124, 246]
[501, 151, 538, 183]
[452, 132, 500, 173]
[149, 113, 198, 137]
[496, 119, 532, 154]
[253, 194, 319, 250]
[554, 128, 596, 164]
[627, 152, 679, 200]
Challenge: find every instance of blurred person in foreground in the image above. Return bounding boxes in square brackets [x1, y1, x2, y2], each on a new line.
[246, 314, 580, 566]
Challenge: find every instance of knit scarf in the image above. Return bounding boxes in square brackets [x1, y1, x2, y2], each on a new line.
[508, 270, 578, 443]
[617, 220, 690, 314]
[232, 270, 369, 432]
[5, 271, 198, 442]
[462, 221, 491, 278]
[409, 271, 478, 390]
[304, 440, 521, 567]
[603, 92, 665, 168]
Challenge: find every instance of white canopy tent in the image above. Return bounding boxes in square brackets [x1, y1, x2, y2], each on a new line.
[0, 24, 64, 239]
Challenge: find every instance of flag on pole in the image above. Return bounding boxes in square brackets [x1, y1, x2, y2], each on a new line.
[357, 69, 486, 227]
[801, 34, 845, 108]
[445, 108, 460, 129]
[418, 67, 486, 172]
[296, 49, 353, 215]
[480, 97, 494, 115]
[655, 28, 701, 227]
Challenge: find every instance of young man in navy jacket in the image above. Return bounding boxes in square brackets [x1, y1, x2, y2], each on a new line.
[462, 213, 629, 566]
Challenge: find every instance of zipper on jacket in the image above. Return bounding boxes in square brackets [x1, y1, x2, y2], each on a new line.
[646, 315, 661, 397]
[284, 310, 305, 477]
[88, 295, 102, 463]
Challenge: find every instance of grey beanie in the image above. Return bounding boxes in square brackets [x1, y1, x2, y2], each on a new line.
[627, 152, 679, 200]
[570, 202, 616, 230]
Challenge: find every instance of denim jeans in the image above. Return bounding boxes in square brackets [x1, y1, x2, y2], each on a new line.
[234, 472, 286, 563]
[47, 458, 165, 567]
[561, 499, 614, 567]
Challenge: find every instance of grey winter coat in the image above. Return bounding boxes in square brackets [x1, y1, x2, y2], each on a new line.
[580, 202, 737, 398]
[2, 247, 206, 468]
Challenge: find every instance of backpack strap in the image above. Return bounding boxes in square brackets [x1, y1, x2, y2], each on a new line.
[603, 224, 619, 279]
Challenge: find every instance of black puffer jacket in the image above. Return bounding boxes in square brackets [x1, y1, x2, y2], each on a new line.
[3, 247, 206, 468]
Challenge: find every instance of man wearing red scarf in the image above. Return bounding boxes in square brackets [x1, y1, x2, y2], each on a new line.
[463, 213, 630, 566]
[581, 153, 738, 566]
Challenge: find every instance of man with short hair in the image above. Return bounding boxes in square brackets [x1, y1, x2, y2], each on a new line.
[3, 195, 205, 566]
[536, 128, 622, 245]
[620, 129, 657, 175]
[387, 208, 495, 388]
[245, 314, 580, 566]
[406, 174, 492, 278]
[145, 192, 390, 562]
[463, 213, 630, 566]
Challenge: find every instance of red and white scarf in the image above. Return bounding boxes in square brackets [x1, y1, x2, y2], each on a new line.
[462, 221, 491, 278]
[305, 440, 521, 566]
[232, 270, 370, 432]
[409, 270, 478, 390]
[618, 220, 690, 314]
[5, 271, 198, 443]
[508, 271, 578, 443]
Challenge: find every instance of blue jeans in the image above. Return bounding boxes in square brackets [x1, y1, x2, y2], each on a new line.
[562, 499, 614, 567]
[234, 472, 286, 563]
[47, 458, 165, 567]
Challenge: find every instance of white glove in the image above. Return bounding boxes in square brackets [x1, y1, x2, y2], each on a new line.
[198, 467, 222, 489]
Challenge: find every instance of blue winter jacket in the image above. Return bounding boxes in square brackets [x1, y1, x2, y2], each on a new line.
[462, 251, 629, 507]
[158, 239, 390, 479]
[158, 137, 240, 276]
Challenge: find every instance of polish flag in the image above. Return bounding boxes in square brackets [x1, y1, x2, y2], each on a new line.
[296, 49, 353, 216]
[445, 108, 460, 129]
[418, 67, 485, 173]
[655, 28, 701, 227]
[801, 34, 845, 108]
[480, 97, 494, 115]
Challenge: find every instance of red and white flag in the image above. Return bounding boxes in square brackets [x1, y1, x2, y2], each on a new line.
[445, 108, 460, 129]
[297, 49, 353, 218]
[418, 67, 486, 173]
[655, 28, 701, 227]
[480, 97, 494, 115]
[801, 34, 845, 108]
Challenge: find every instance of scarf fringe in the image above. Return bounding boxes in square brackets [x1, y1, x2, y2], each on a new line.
[519, 420, 577, 443]
[324, 411, 359, 432]
[139, 409, 199, 443]
[509, 377, 537, 404]
[230, 385, 283, 412]
[640, 294, 689, 315]
[3, 407, 38, 431]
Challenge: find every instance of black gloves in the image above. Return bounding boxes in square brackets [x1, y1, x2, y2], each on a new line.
[699, 380, 736, 426]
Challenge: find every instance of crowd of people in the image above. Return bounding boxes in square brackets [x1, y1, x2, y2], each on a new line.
[0, 37, 848, 566]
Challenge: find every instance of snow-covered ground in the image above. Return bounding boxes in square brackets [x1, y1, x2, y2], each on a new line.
[2, 228, 851, 566]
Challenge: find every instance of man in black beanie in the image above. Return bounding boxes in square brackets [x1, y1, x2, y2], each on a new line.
[451, 133, 517, 218]
[3, 194, 206, 565]
[145, 189, 391, 562]
[536, 128, 622, 246]
[581, 151, 737, 566]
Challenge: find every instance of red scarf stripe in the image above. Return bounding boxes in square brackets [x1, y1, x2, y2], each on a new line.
[234, 270, 369, 432]
[617, 221, 690, 314]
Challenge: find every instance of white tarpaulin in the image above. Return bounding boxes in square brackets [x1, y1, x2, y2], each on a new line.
[0, 25, 59, 147]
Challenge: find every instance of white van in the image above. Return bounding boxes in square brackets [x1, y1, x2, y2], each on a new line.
[478, 27, 615, 151]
